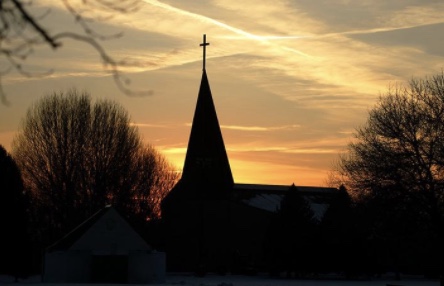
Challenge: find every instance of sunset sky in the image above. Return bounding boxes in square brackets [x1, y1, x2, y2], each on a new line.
[1, 0, 444, 187]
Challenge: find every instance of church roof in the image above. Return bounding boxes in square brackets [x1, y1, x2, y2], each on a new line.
[234, 183, 338, 221]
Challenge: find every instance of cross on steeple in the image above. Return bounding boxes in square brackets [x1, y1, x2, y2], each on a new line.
[200, 34, 210, 71]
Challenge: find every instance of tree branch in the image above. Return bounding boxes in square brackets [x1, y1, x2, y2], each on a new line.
[52, 32, 153, 97]
[10, 0, 61, 49]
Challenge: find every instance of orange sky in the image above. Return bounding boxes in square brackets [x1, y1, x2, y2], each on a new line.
[1, 1, 444, 187]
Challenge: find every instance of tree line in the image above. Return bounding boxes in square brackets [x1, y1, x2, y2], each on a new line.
[333, 72, 444, 279]
[0, 90, 179, 278]
[264, 73, 444, 279]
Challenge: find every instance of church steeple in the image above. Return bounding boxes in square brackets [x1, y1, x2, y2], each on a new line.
[181, 69, 234, 191]
[161, 35, 257, 273]
[167, 35, 233, 200]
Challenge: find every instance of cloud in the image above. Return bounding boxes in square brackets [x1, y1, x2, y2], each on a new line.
[35, 0, 440, 109]
[282, 148, 339, 155]
[130, 123, 172, 128]
[160, 147, 187, 154]
[227, 146, 287, 153]
[129, 2, 382, 106]
[350, 23, 444, 57]
[220, 124, 300, 132]
[227, 146, 340, 155]
[383, 4, 444, 28]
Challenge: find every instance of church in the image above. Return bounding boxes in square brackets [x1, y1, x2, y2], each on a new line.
[161, 35, 338, 274]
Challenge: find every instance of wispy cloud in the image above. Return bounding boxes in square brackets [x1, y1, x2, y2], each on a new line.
[34, 0, 441, 108]
[227, 146, 287, 152]
[129, 1, 383, 107]
[282, 148, 339, 155]
[161, 147, 187, 154]
[227, 146, 339, 155]
[130, 123, 172, 128]
[142, 0, 309, 45]
[140, 0, 315, 59]
[221, 124, 300, 132]
[384, 4, 444, 28]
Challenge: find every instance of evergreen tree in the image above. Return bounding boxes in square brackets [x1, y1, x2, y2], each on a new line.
[265, 184, 316, 277]
[319, 185, 360, 276]
[0, 145, 29, 279]
[355, 185, 439, 278]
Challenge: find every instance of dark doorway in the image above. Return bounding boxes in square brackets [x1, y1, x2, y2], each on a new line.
[91, 255, 128, 283]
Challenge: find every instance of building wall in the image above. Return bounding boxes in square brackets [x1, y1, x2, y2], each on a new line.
[230, 203, 273, 273]
[43, 207, 165, 284]
[163, 199, 231, 273]
[44, 250, 165, 284]
[129, 251, 166, 283]
[43, 250, 91, 283]
[162, 196, 274, 274]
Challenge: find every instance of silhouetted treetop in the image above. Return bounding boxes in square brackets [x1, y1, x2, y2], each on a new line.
[12, 89, 178, 246]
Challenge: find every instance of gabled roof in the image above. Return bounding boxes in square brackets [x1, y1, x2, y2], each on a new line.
[46, 206, 109, 252]
[46, 205, 151, 253]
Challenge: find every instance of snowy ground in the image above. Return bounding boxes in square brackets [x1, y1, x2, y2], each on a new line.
[162, 273, 440, 286]
[0, 273, 440, 286]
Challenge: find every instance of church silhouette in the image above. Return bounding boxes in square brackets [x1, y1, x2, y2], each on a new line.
[161, 35, 338, 274]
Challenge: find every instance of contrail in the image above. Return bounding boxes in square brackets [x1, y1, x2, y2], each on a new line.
[309, 21, 444, 39]
[142, 0, 272, 40]
[218, 21, 444, 41]
[141, 0, 312, 58]
[142, 1, 443, 57]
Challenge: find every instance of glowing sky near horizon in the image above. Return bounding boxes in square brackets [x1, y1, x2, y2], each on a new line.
[1, 0, 444, 186]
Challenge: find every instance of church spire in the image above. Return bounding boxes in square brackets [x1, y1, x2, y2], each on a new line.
[176, 35, 233, 198]
[181, 68, 234, 187]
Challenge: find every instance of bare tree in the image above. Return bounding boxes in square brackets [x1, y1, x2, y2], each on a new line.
[131, 144, 180, 220]
[333, 73, 444, 201]
[330, 72, 444, 277]
[0, 0, 144, 104]
[12, 89, 177, 245]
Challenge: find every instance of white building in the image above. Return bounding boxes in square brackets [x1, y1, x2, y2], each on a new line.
[43, 205, 165, 283]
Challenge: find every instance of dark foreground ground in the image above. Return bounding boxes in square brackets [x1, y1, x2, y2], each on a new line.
[0, 273, 440, 286]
